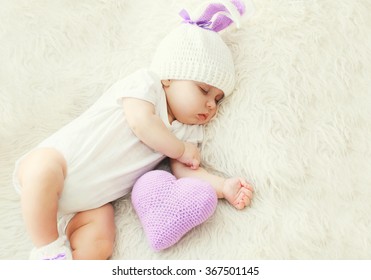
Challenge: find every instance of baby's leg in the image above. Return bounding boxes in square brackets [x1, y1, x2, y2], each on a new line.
[66, 203, 115, 260]
[17, 148, 67, 247]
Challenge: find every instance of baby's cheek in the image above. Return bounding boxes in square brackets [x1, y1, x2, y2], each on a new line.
[210, 109, 218, 120]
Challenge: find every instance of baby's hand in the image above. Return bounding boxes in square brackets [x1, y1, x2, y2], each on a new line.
[222, 177, 254, 210]
[177, 142, 201, 169]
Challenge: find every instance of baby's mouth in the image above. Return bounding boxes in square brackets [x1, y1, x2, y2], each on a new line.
[197, 113, 209, 122]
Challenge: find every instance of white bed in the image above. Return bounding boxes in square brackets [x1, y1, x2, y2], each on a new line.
[1, 0, 370, 259]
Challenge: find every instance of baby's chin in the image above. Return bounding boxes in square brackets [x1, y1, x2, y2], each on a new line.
[175, 114, 212, 125]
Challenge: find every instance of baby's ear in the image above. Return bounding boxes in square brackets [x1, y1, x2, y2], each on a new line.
[161, 79, 171, 87]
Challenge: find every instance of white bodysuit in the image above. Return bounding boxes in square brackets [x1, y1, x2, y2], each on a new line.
[13, 69, 203, 228]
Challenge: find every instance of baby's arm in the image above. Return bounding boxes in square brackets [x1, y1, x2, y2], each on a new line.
[122, 97, 200, 169]
[170, 159, 254, 210]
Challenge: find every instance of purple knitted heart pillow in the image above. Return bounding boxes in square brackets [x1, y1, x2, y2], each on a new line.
[131, 170, 217, 251]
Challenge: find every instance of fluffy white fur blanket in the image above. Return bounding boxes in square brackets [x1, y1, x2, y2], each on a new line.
[1, 0, 370, 260]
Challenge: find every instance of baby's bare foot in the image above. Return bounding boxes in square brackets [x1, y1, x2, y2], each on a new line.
[222, 177, 254, 210]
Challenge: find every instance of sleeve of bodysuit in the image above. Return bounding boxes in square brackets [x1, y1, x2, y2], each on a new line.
[106, 69, 163, 106]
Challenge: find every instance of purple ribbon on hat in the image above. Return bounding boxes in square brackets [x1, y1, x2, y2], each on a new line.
[179, 9, 213, 30]
[179, 0, 246, 32]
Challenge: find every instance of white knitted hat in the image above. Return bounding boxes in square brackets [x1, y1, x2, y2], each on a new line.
[150, 0, 249, 96]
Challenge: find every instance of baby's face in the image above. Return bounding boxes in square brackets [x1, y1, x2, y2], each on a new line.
[162, 80, 224, 125]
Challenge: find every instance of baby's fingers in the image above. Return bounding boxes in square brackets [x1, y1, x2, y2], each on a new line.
[191, 159, 200, 169]
[238, 178, 254, 195]
[183, 158, 200, 170]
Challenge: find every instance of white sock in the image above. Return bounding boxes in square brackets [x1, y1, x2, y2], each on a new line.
[29, 236, 72, 260]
